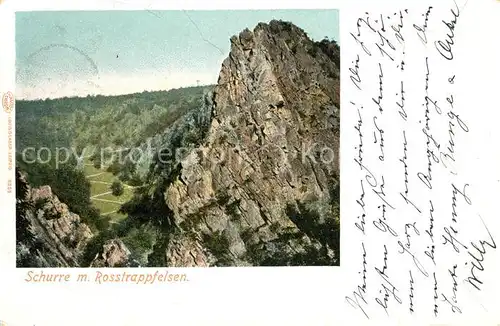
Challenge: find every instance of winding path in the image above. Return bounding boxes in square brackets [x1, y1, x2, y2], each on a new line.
[91, 197, 125, 205]
[89, 180, 140, 189]
[90, 191, 112, 199]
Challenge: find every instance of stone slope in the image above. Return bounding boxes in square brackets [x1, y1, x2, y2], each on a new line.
[16, 171, 93, 267]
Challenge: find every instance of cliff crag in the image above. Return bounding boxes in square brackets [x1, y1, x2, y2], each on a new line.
[164, 20, 340, 266]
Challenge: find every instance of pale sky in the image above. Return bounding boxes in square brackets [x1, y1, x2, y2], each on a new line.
[15, 10, 339, 100]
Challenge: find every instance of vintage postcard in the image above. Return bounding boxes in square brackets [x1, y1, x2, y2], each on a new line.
[0, 0, 499, 325]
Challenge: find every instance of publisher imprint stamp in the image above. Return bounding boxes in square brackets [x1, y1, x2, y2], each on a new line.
[2, 91, 13, 113]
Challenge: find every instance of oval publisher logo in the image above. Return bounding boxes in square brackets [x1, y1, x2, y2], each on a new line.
[2, 91, 14, 113]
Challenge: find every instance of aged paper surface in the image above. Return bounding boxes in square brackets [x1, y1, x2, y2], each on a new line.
[0, 0, 498, 325]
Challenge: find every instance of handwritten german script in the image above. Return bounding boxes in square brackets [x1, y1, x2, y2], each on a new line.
[343, 1, 497, 321]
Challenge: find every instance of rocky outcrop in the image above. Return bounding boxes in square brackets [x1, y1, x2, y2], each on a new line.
[163, 20, 340, 266]
[90, 239, 131, 267]
[127, 91, 213, 182]
[16, 172, 93, 267]
[166, 234, 213, 267]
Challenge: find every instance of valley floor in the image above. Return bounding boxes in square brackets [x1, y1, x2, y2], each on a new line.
[81, 157, 134, 223]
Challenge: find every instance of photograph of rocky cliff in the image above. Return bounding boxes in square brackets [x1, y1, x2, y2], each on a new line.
[15, 10, 340, 267]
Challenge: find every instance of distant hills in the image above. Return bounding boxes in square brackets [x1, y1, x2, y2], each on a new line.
[16, 85, 214, 153]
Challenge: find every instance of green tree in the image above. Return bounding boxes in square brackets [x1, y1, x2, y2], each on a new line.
[110, 180, 124, 196]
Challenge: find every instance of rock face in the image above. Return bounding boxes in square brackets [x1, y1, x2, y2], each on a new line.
[127, 91, 213, 182]
[16, 171, 93, 267]
[90, 239, 131, 267]
[164, 21, 340, 266]
[166, 235, 212, 267]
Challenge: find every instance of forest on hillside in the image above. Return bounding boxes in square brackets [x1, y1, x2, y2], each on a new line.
[16, 86, 212, 152]
[16, 85, 216, 267]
